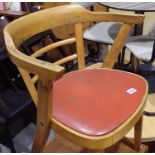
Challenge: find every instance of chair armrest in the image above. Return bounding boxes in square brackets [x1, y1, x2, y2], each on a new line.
[4, 36, 64, 81]
[11, 48, 65, 81]
[4, 23, 65, 81]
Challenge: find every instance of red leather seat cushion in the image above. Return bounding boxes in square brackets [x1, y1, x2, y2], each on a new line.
[52, 69, 146, 136]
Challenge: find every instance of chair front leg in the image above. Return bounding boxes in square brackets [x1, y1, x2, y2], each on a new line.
[134, 116, 143, 152]
[32, 78, 52, 152]
[32, 118, 51, 152]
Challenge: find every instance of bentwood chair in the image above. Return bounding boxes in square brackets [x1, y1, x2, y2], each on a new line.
[4, 5, 148, 152]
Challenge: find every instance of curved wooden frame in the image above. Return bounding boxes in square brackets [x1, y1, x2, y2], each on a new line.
[4, 5, 147, 152]
[4, 5, 143, 77]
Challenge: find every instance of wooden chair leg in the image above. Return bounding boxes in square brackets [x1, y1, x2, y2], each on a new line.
[31, 79, 52, 153]
[31, 120, 51, 152]
[134, 116, 143, 152]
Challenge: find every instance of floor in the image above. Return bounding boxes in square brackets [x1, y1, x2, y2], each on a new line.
[0, 123, 150, 153]
[0, 123, 56, 153]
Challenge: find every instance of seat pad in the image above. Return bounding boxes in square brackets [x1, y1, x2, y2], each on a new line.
[83, 22, 121, 44]
[52, 69, 146, 136]
[126, 41, 154, 61]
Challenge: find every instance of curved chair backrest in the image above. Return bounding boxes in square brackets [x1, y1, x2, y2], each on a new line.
[4, 4, 143, 106]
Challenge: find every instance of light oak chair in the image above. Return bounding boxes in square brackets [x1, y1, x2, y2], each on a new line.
[4, 5, 148, 152]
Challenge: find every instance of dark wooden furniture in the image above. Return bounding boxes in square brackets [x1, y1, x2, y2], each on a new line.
[0, 10, 35, 153]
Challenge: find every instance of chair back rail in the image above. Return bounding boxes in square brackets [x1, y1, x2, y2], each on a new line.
[4, 4, 144, 108]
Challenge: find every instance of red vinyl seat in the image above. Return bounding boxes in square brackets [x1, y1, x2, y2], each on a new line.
[53, 69, 146, 136]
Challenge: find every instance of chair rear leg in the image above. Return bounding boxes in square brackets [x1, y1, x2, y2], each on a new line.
[134, 116, 143, 152]
[119, 47, 132, 70]
[131, 56, 140, 73]
[119, 47, 127, 69]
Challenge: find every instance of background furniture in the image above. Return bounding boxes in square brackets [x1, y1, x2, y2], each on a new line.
[0, 11, 35, 152]
[99, 2, 155, 35]
[125, 32, 155, 72]
[81, 3, 122, 63]
[4, 5, 148, 153]
[99, 2, 155, 72]
[73, 2, 134, 68]
[83, 20, 134, 67]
